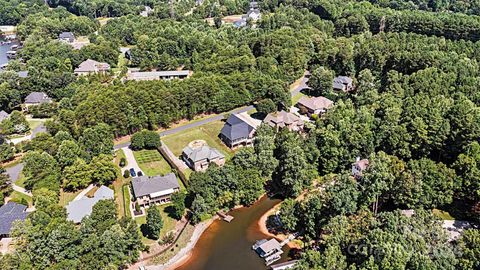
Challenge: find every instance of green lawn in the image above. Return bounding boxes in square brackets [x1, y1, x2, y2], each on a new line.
[133, 150, 172, 176]
[433, 209, 455, 220]
[27, 119, 45, 131]
[10, 191, 33, 207]
[162, 120, 234, 160]
[292, 92, 307, 106]
[135, 204, 178, 245]
[14, 172, 26, 188]
[122, 185, 131, 218]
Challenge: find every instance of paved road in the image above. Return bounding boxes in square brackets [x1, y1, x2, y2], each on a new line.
[12, 184, 32, 197]
[5, 162, 24, 182]
[6, 122, 47, 145]
[114, 73, 310, 150]
[73, 184, 94, 201]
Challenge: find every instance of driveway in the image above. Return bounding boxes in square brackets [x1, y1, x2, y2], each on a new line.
[120, 147, 142, 175]
[5, 122, 46, 145]
[5, 162, 24, 182]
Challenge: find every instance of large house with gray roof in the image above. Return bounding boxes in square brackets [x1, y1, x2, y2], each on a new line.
[58, 32, 75, 43]
[23, 92, 53, 110]
[131, 173, 180, 207]
[333, 76, 353, 92]
[0, 202, 28, 239]
[220, 112, 261, 149]
[182, 144, 225, 171]
[66, 185, 114, 223]
[74, 59, 111, 76]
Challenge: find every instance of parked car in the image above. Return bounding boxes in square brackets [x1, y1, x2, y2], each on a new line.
[137, 171, 143, 176]
[129, 168, 136, 177]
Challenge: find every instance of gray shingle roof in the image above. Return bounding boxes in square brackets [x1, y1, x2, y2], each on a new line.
[59, 32, 75, 40]
[182, 145, 224, 163]
[0, 110, 9, 122]
[131, 173, 179, 198]
[66, 185, 114, 223]
[74, 59, 111, 73]
[0, 202, 28, 236]
[221, 114, 254, 141]
[24, 92, 52, 104]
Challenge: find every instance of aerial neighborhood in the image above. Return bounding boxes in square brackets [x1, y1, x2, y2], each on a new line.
[0, 0, 479, 270]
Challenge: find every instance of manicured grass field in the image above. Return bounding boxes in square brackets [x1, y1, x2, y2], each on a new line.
[161, 120, 233, 160]
[27, 119, 44, 131]
[135, 204, 178, 245]
[133, 150, 172, 176]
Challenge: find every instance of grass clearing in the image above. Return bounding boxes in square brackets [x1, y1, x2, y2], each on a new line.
[133, 150, 172, 176]
[113, 177, 130, 218]
[27, 119, 45, 130]
[9, 191, 33, 207]
[433, 209, 455, 220]
[162, 120, 233, 160]
[135, 204, 178, 245]
[292, 92, 307, 106]
[59, 189, 82, 207]
[123, 185, 131, 218]
[14, 172, 26, 188]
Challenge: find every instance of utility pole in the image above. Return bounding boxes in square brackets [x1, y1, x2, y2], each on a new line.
[379, 16, 386, 32]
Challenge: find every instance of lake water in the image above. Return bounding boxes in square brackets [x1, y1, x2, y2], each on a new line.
[176, 196, 291, 270]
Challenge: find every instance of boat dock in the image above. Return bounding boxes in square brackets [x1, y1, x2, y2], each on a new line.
[217, 211, 234, 222]
[252, 234, 298, 266]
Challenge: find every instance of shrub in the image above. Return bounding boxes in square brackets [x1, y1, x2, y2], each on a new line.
[123, 169, 130, 178]
[119, 157, 126, 167]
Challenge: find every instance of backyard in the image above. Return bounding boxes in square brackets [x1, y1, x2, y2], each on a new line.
[133, 149, 172, 176]
[161, 120, 233, 160]
[135, 204, 178, 245]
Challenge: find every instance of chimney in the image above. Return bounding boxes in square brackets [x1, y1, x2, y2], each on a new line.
[356, 156, 360, 162]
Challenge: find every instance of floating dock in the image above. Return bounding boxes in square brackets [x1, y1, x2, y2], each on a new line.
[217, 211, 234, 222]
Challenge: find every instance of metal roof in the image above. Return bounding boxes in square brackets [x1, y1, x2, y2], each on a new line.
[24, 92, 52, 104]
[182, 145, 224, 162]
[66, 185, 114, 223]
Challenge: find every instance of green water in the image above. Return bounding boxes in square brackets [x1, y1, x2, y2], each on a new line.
[176, 196, 290, 270]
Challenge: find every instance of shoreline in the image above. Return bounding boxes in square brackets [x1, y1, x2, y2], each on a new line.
[146, 217, 218, 270]
[257, 201, 299, 249]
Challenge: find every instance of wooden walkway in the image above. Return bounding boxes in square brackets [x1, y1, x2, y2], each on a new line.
[217, 211, 234, 222]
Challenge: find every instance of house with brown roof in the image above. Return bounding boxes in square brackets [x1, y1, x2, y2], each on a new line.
[74, 59, 110, 76]
[352, 157, 369, 178]
[296, 96, 334, 116]
[182, 142, 225, 172]
[263, 110, 304, 132]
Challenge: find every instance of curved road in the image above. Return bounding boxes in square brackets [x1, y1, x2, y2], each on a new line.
[114, 73, 310, 150]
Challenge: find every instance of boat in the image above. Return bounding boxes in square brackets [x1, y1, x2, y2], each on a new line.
[10, 44, 18, 50]
[265, 251, 282, 266]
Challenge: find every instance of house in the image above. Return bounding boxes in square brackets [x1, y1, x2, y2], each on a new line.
[24, 92, 52, 109]
[263, 110, 304, 132]
[296, 96, 334, 116]
[182, 142, 225, 171]
[271, 260, 298, 270]
[254, 238, 282, 258]
[58, 32, 75, 43]
[17, 71, 28, 78]
[131, 173, 180, 207]
[220, 112, 261, 148]
[74, 59, 111, 75]
[0, 110, 9, 123]
[333, 76, 353, 92]
[66, 186, 114, 223]
[247, 8, 261, 21]
[125, 69, 191, 81]
[352, 157, 369, 178]
[0, 202, 28, 239]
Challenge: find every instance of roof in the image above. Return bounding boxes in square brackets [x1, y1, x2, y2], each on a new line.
[0, 110, 9, 122]
[271, 260, 298, 270]
[24, 92, 52, 104]
[183, 145, 224, 163]
[221, 112, 260, 141]
[0, 202, 28, 235]
[258, 238, 281, 253]
[74, 59, 110, 73]
[354, 159, 369, 170]
[264, 110, 303, 128]
[17, 71, 28, 78]
[131, 173, 179, 198]
[333, 76, 353, 90]
[59, 32, 75, 40]
[66, 185, 114, 223]
[297, 96, 333, 111]
[126, 70, 190, 81]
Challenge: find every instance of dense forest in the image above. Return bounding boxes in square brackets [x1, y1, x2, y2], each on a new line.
[0, 0, 479, 269]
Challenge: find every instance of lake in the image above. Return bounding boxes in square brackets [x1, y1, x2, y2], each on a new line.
[176, 196, 291, 270]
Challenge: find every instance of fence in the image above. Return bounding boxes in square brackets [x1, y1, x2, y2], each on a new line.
[157, 143, 189, 187]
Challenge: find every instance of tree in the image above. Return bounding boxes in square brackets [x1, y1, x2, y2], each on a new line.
[131, 130, 161, 150]
[171, 192, 186, 220]
[63, 158, 91, 191]
[22, 151, 60, 191]
[278, 198, 298, 231]
[145, 206, 163, 240]
[309, 66, 334, 97]
[458, 229, 480, 270]
[254, 125, 278, 178]
[90, 154, 117, 185]
[79, 123, 113, 159]
[56, 140, 81, 168]
[0, 142, 14, 162]
[256, 99, 276, 116]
